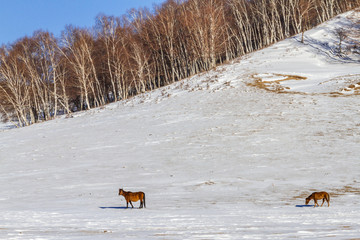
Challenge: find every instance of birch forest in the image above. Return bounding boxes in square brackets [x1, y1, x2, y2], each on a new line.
[1, 0, 359, 126]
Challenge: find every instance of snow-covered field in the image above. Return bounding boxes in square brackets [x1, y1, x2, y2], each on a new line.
[1, 11, 360, 240]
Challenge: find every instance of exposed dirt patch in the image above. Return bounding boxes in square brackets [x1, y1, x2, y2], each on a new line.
[248, 73, 360, 96]
[326, 75, 360, 97]
[196, 181, 216, 187]
[340, 225, 352, 229]
[248, 73, 307, 94]
[290, 189, 318, 201]
[290, 185, 360, 201]
[338, 82, 360, 95]
[330, 185, 360, 197]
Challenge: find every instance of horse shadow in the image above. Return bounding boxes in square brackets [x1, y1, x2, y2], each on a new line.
[295, 205, 314, 208]
[99, 206, 128, 210]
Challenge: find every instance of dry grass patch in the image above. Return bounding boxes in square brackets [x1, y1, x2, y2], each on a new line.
[290, 189, 318, 201]
[248, 73, 360, 97]
[248, 73, 307, 94]
[330, 185, 360, 197]
[326, 75, 360, 96]
[290, 184, 360, 202]
[339, 82, 360, 95]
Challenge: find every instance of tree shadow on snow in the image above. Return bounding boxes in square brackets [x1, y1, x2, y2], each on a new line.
[293, 18, 360, 64]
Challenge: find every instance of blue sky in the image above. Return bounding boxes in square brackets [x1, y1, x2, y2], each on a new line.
[0, 0, 165, 45]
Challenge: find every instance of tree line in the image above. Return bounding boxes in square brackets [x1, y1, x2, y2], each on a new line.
[1, 0, 359, 126]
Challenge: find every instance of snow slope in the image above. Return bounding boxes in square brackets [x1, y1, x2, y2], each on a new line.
[1, 10, 360, 239]
[245, 10, 360, 95]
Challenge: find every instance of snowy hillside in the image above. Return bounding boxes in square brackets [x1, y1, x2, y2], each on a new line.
[1, 10, 360, 239]
[245, 10, 360, 95]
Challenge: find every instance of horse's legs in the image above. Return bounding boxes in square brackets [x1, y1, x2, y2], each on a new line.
[321, 198, 325, 207]
[139, 200, 143, 209]
[314, 200, 318, 207]
[126, 201, 129, 208]
[130, 201, 134, 208]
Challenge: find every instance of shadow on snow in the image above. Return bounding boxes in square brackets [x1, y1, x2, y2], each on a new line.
[99, 206, 128, 210]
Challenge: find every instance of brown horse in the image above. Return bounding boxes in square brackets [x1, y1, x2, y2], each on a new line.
[305, 191, 330, 207]
[118, 189, 146, 209]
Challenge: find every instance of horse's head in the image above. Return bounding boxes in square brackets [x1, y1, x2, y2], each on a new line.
[119, 189, 124, 195]
[305, 197, 310, 205]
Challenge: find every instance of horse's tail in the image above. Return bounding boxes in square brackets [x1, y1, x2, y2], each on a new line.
[143, 193, 146, 208]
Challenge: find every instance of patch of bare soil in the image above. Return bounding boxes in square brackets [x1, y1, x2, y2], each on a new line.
[325, 74, 360, 97]
[290, 189, 318, 201]
[248, 73, 360, 96]
[330, 185, 360, 197]
[247, 73, 307, 94]
[290, 184, 360, 202]
[338, 82, 360, 95]
[196, 181, 216, 187]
